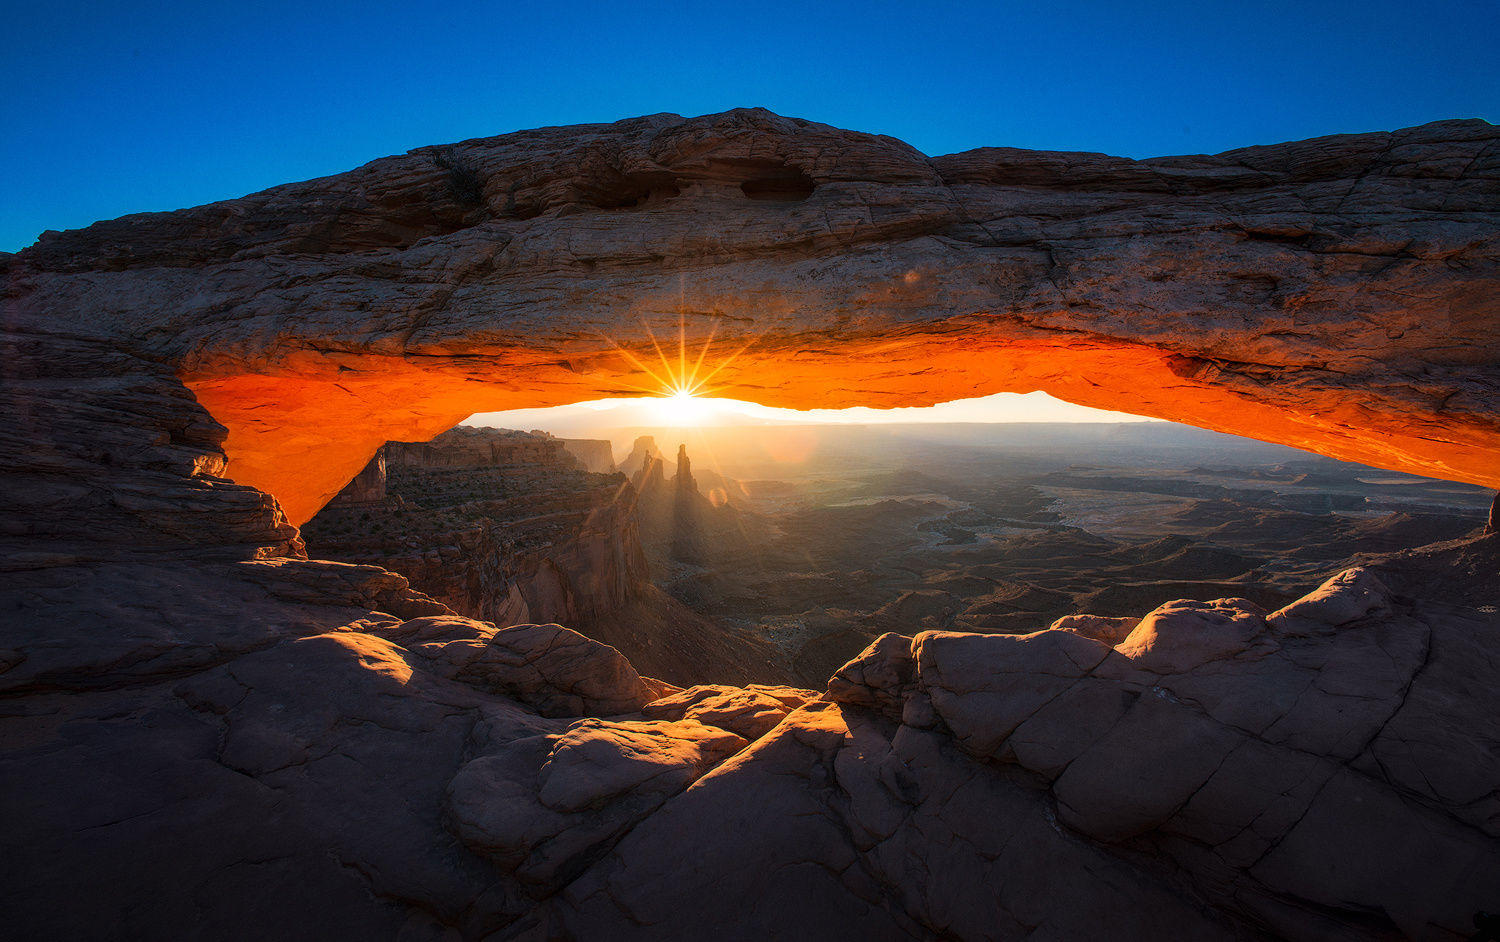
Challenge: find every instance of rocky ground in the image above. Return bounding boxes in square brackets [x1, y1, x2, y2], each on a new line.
[4, 526, 1497, 939]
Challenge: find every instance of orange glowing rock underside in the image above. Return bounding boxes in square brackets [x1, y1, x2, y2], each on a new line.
[185, 330, 1500, 527]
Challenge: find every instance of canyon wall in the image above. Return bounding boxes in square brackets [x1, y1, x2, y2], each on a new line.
[328, 450, 386, 504]
[305, 427, 645, 627]
[302, 428, 776, 685]
[384, 426, 580, 471]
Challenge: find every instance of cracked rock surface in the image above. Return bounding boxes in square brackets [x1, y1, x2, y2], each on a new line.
[4, 534, 1497, 939]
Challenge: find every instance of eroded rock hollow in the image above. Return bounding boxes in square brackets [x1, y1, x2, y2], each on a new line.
[2, 110, 1498, 941]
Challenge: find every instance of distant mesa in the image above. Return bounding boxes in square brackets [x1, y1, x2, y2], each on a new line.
[562, 437, 615, 473]
[619, 435, 663, 479]
[385, 426, 580, 471]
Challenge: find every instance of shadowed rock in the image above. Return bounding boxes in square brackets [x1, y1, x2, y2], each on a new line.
[447, 718, 746, 888]
[389, 617, 654, 717]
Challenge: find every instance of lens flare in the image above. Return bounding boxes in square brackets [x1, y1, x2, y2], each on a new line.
[599, 314, 760, 426]
[650, 387, 718, 426]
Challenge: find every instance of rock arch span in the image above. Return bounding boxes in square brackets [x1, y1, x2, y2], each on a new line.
[6, 108, 1497, 530]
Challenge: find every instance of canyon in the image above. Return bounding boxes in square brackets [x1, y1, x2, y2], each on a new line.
[304, 427, 777, 684]
[2, 109, 1498, 940]
[309, 427, 644, 631]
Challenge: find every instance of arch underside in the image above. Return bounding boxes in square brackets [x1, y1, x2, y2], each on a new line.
[187, 325, 1497, 528]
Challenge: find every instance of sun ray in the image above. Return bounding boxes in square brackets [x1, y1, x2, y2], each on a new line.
[641, 321, 676, 391]
[677, 313, 686, 393]
[597, 334, 674, 392]
[595, 317, 762, 424]
[686, 320, 719, 391]
[692, 333, 761, 390]
[617, 382, 673, 396]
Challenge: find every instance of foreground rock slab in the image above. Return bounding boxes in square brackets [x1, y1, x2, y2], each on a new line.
[4, 537, 1498, 940]
[821, 558, 1500, 940]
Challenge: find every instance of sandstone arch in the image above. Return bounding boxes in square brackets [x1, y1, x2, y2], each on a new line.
[5, 108, 1497, 532]
[5, 109, 1500, 942]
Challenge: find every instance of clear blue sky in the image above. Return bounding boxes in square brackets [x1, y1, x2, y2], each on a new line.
[3, 0, 1495, 253]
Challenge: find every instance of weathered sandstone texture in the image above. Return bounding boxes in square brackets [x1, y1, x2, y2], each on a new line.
[384, 425, 581, 471]
[4, 109, 1496, 526]
[305, 427, 643, 627]
[5, 536, 1496, 940]
[302, 428, 778, 685]
[2, 110, 1498, 940]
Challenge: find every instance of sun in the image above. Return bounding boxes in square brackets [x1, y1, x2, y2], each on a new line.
[650, 386, 718, 426]
[601, 314, 760, 428]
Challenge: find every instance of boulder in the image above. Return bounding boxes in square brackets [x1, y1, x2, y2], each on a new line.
[447, 718, 745, 887]
[1048, 613, 1140, 644]
[914, 629, 1115, 759]
[444, 623, 652, 717]
[1116, 597, 1273, 673]
[825, 631, 915, 721]
[642, 683, 813, 739]
[1267, 567, 1392, 635]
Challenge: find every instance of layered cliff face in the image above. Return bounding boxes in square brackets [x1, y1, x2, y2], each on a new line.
[304, 429, 646, 628]
[2, 111, 1498, 940]
[304, 428, 779, 686]
[384, 425, 580, 471]
[327, 449, 386, 504]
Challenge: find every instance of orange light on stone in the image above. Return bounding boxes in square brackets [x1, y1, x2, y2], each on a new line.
[184, 322, 1500, 529]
